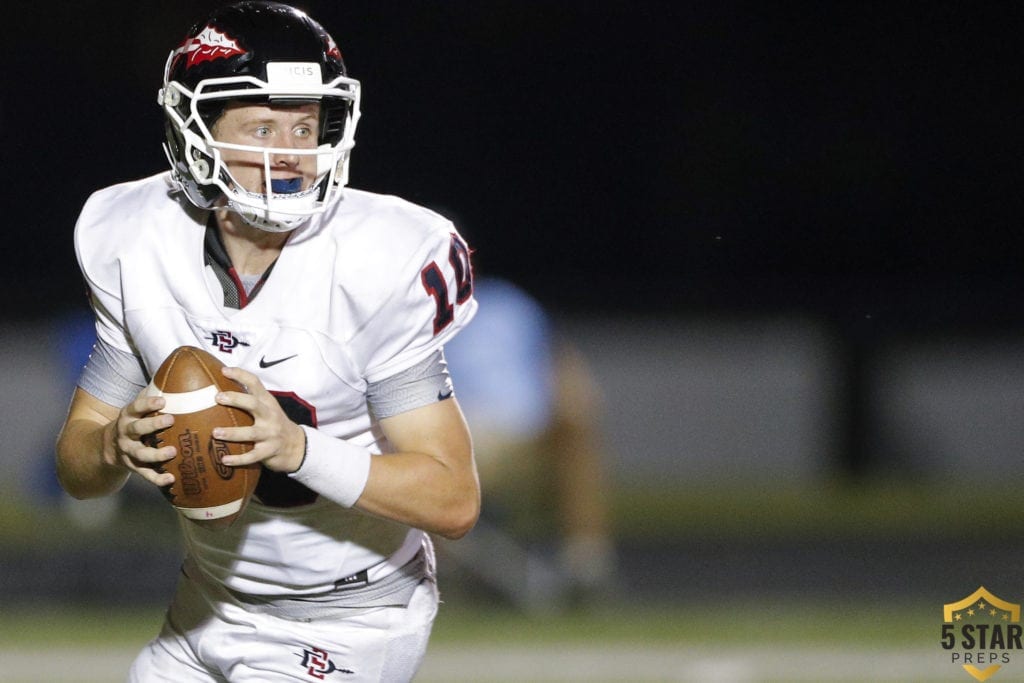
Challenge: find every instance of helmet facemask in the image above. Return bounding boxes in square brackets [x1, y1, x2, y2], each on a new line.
[161, 63, 361, 232]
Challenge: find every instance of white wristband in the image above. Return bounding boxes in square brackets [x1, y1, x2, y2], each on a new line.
[289, 426, 372, 508]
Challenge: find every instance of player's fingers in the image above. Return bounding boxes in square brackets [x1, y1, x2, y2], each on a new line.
[214, 426, 287, 466]
[215, 388, 260, 414]
[128, 460, 175, 488]
[212, 425, 255, 445]
[125, 412, 174, 441]
[220, 447, 263, 468]
[116, 435, 176, 465]
[111, 433, 175, 481]
[127, 393, 164, 418]
[222, 365, 264, 394]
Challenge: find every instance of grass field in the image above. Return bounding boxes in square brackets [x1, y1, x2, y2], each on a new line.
[1, 482, 1017, 681]
[0, 599, 975, 682]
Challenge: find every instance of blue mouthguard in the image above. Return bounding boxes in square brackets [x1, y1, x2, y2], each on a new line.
[270, 178, 303, 194]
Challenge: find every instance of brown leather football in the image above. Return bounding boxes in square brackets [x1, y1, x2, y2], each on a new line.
[145, 346, 260, 530]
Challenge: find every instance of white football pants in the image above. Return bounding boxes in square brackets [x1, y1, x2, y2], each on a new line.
[127, 572, 438, 682]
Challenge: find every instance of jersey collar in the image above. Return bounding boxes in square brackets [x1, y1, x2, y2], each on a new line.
[204, 214, 278, 309]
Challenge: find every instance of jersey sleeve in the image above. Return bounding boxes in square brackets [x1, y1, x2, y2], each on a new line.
[77, 336, 148, 406]
[74, 188, 134, 355]
[354, 222, 477, 384]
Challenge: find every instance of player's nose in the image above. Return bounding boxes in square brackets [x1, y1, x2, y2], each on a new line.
[272, 149, 301, 167]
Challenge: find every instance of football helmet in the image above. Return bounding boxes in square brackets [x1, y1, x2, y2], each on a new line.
[159, 1, 361, 232]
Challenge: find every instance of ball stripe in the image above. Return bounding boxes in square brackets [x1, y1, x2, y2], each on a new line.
[174, 498, 244, 521]
[145, 382, 220, 415]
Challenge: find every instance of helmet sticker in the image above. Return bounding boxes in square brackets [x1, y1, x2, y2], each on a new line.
[325, 35, 342, 60]
[175, 25, 247, 70]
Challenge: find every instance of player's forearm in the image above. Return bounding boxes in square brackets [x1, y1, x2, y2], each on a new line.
[357, 451, 480, 539]
[290, 427, 479, 538]
[55, 418, 129, 499]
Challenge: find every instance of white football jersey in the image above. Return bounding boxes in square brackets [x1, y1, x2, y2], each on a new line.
[74, 172, 477, 596]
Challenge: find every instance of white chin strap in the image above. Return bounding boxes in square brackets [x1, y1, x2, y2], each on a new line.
[215, 141, 346, 232]
[228, 184, 324, 232]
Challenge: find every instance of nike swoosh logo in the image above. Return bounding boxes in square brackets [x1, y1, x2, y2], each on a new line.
[259, 354, 297, 369]
[438, 388, 454, 400]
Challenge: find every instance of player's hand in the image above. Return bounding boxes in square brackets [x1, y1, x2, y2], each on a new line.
[213, 366, 306, 473]
[107, 389, 177, 488]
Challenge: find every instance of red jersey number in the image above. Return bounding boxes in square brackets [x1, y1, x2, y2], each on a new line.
[421, 234, 473, 335]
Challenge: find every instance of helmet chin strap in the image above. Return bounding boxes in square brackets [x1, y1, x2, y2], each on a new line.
[228, 183, 322, 232]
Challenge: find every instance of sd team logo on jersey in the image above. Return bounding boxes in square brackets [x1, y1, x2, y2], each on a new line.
[941, 587, 1022, 681]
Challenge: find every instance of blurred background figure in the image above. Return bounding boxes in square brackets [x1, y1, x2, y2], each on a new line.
[32, 307, 125, 529]
[439, 276, 618, 611]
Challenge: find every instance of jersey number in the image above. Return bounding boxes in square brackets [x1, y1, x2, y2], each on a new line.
[421, 233, 473, 335]
[255, 392, 319, 508]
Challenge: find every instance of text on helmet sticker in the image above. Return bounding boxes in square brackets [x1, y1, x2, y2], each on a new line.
[266, 63, 324, 90]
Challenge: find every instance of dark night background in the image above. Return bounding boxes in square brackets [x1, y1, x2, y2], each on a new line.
[5, 4, 1024, 649]
[5, 1, 1023, 330]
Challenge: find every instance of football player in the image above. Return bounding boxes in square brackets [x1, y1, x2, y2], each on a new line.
[54, 3, 479, 681]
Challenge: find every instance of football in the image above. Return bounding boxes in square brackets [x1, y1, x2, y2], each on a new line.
[144, 346, 260, 530]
